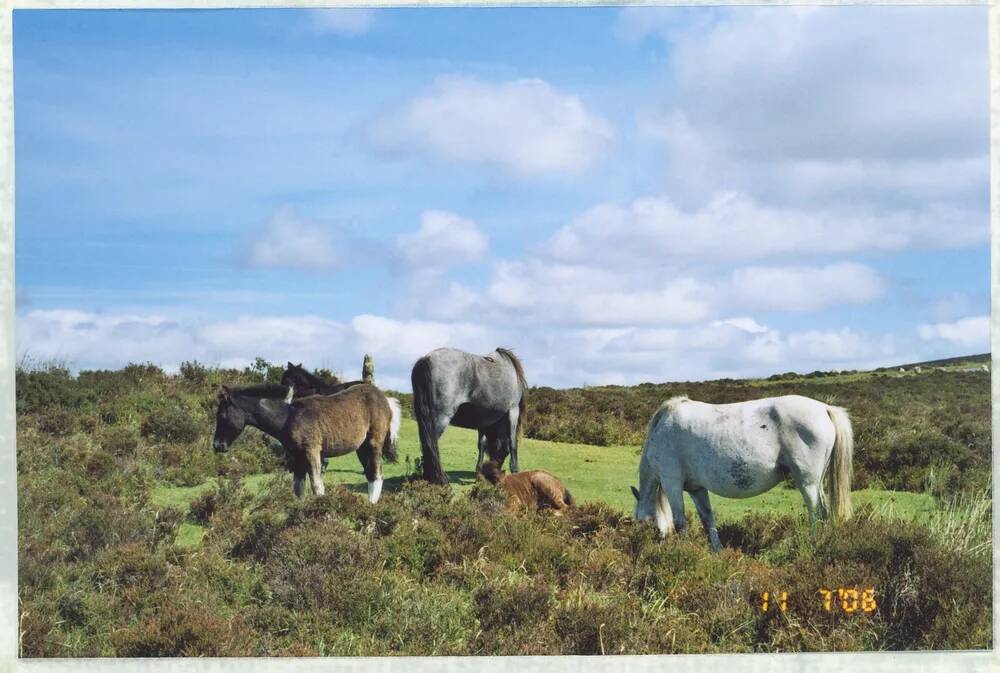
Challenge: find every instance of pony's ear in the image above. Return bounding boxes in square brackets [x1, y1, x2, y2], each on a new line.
[287, 361, 293, 368]
[630, 486, 640, 501]
[296, 362, 302, 368]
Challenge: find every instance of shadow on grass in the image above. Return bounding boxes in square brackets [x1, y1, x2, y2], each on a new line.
[325, 468, 482, 495]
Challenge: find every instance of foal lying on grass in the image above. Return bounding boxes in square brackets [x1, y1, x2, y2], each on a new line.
[480, 460, 574, 513]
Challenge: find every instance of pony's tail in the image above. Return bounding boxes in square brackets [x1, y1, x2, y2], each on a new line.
[638, 450, 674, 537]
[516, 390, 526, 447]
[411, 357, 447, 484]
[383, 397, 401, 463]
[826, 405, 854, 521]
[654, 484, 673, 536]
[496, 347, 527, 447]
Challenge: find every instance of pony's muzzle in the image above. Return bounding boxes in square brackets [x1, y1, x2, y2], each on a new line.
[213, 439, 229, 453]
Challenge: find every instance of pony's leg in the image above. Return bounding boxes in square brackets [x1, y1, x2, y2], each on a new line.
[475, 430, 487, 473]
[292, 465, 307, 498]
[421, 408, 456, 485]
[305, 446, 325, 497]
[661, 478, 687, 535]
[290, 453, 307, 498]
[798, 481, 823, 539]
[507, 407, 520, 473]
[689, 488, 721, 553]
[358, 440, 383, 504]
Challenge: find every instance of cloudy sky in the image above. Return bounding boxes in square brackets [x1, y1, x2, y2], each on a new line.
[13, 6, 990, 390]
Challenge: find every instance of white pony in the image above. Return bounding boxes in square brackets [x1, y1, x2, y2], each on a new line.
[631, 395, 853, 552]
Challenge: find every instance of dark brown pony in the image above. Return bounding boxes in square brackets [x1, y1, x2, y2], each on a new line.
[280, 362, 365, 398]
[212, 383, 401, 502]
[480, 460, 574, 513]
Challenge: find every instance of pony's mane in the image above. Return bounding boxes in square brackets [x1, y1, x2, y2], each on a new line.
[230, 383, 293, 400]
[494, 347, 527, 391]
[286, 363, 342, 386]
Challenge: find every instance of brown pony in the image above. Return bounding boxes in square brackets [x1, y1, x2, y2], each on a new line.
[212, 383, 401, 503]
[480, 460, 574, 513]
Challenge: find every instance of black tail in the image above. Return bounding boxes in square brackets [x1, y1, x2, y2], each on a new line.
[411, 357, 448, 485]
[563, 488, 575, 507]
[495, 347, 527, 446]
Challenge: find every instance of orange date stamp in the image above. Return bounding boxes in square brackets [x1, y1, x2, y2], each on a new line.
[759, 587, 877, 614]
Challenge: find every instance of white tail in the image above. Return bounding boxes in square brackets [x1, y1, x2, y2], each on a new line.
[826, 405, 854, 521]
[638, 449, 675, 537]
[381, 396, 401, 463]
[387, 397, 401, 445]
[654, 483, 673, 536]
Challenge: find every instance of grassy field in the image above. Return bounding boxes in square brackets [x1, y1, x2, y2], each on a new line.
[152, 418, 940, 548]
[16, 359, 993, 655]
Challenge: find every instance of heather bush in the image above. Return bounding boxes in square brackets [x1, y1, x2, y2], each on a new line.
[15, 359, 992, 656]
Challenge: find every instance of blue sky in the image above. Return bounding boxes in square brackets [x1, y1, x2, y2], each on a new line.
[13, 6, 990, 390]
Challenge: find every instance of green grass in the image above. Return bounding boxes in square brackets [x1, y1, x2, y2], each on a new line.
[152, 418, 939, 547]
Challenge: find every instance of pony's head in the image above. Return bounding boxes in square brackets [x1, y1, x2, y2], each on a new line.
[212, 386, 247, 452]
[631, 485, 651, 520]
[280, 362, 308, 388]
[480, 460, 505, 484]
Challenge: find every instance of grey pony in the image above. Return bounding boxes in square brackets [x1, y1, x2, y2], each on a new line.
[411, 347, 527, 485]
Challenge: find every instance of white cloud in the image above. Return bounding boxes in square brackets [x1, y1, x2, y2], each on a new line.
[23, 305, 974, 391]
[16, 308, 495, 391]
[731, 262, 884, 313]
[711, 317, 768, 334]
[245, 207, 338, 270]
[591, 321, 895, 382]
[917, 315, 989, 350]
[625, 7, 987, 212]
[350, 314, 493, 370]
[308, 9, 375, 36]
[666, 7, 985, 162]
[368, 76, 614, 177]
[396, 210, 488, 267]
[486, 260, 713, 326]
[546, 192, 986, 265]
[928, 291, 987, 322]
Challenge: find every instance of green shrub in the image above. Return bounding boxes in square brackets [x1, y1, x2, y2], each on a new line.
[100, 426, 140, 457]
[37, 408, 78, 437]
[179, 360, 208, 384]
[140, 407, 201, 443]
[16, 364, 87, 414]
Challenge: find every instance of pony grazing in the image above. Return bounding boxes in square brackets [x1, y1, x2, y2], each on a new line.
[280, 362, 365, 398]
[411, 347, 528, 485]
[480, 461, 574, 513]
[212, 383, 401, 503]
[632, 395, 853, 553]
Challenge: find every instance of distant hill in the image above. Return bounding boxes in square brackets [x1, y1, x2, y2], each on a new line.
[882, 353, 990, 370]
